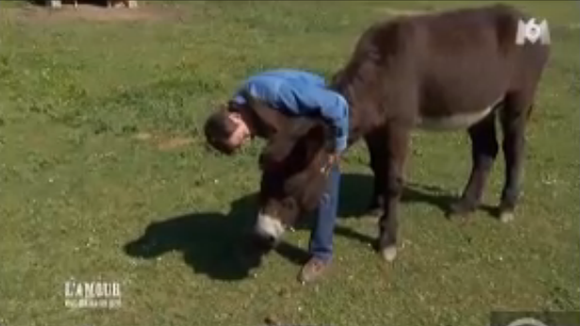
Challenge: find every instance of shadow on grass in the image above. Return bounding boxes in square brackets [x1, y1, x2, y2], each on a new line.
[123, 194, 263, 282]
[123, 172, 493, 281]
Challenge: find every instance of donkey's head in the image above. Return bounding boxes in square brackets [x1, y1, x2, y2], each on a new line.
[254, 117, 336, 245]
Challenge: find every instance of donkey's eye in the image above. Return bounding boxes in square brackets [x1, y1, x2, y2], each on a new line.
[282, 198, 295, 211]
[259, 153, 274, 170]
[259, 154, 267, 170]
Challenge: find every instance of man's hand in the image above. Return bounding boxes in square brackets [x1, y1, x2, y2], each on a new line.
[329, 152, 340, 165]
[321, 152, 340, 175]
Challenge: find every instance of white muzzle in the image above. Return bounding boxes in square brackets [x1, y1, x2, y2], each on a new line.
[255, 212, 285, 241]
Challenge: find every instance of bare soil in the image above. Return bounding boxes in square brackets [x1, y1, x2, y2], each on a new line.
[3, 2, 181, 23]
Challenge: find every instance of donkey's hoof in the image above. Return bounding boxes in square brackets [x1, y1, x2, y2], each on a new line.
[447, 200, 476, 218]
[366, 195, 384, 216]
[381, 246, 398, 262]
[368, 207, 383, 217]
[499, 211, 515, 223]
[366, 201, 383, 217]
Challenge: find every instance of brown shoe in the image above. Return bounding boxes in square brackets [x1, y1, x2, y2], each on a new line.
[297, 257, 330, 284]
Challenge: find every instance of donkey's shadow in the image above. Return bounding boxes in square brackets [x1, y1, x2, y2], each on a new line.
[123, 173, 482, 281]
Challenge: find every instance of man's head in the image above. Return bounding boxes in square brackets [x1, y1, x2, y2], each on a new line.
[204, 105, 252, 155]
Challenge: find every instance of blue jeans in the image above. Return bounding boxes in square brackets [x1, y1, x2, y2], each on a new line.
[308, 162, 340, 262]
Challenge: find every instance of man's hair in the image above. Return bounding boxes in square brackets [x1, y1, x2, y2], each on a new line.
[204, 107, 238, 155]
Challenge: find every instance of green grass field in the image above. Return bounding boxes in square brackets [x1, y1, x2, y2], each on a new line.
[1, 1, 579, 325]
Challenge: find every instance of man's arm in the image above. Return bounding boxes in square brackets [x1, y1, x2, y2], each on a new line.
[317, 94, 349, 154]
[281, 84, 349, 154]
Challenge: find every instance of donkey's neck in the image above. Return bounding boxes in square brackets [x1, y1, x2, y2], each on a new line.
[330, 61, 382, 148]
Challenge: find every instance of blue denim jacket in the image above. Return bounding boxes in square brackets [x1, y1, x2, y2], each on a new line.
[231, 69, 349, 153]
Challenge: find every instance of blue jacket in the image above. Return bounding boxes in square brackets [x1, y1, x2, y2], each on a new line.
[230, 69, 349, 153]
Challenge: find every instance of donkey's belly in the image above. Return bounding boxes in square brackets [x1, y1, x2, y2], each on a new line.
[416, 98, 502, 131]
[417, 107, 492, 131]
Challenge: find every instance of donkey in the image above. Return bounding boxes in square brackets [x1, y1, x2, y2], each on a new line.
[254, 4, 550, 261]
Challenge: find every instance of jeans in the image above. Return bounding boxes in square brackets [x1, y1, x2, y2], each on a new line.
[308, 162, 340, 262]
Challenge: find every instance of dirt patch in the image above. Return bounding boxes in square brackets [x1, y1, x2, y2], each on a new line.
[377, 7, 429, 17]
[156, 137, 194, 151]
[133, 132, 153, 141]
[133, 132, 195, 151]
[4, 2, 182, 23]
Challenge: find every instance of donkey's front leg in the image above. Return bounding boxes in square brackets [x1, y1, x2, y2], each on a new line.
[378, 123, 411, 262]
[365, 130, 388, 216]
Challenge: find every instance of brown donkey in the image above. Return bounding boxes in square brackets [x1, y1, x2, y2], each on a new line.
[253, 4, 550, 262]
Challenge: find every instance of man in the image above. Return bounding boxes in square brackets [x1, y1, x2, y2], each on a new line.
[203, 69, 349, 283]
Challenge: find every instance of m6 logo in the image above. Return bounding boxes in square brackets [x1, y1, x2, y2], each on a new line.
[516, 18, 550, 45]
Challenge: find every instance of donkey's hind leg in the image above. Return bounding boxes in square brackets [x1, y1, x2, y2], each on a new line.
[497, 91, 535, 222]
[449, 109, 499, 217]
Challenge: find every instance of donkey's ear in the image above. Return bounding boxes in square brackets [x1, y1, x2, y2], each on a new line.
[259, 132, 298, 170]
[299, 122, 334, 167]
[307, 123, 334, 153]
[239, 90, 285, 135]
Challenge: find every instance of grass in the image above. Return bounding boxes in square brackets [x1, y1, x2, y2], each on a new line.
[0, 1, 579, 325]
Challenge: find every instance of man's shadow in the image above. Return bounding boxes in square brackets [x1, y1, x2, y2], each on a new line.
[123, 173, 492, 281]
